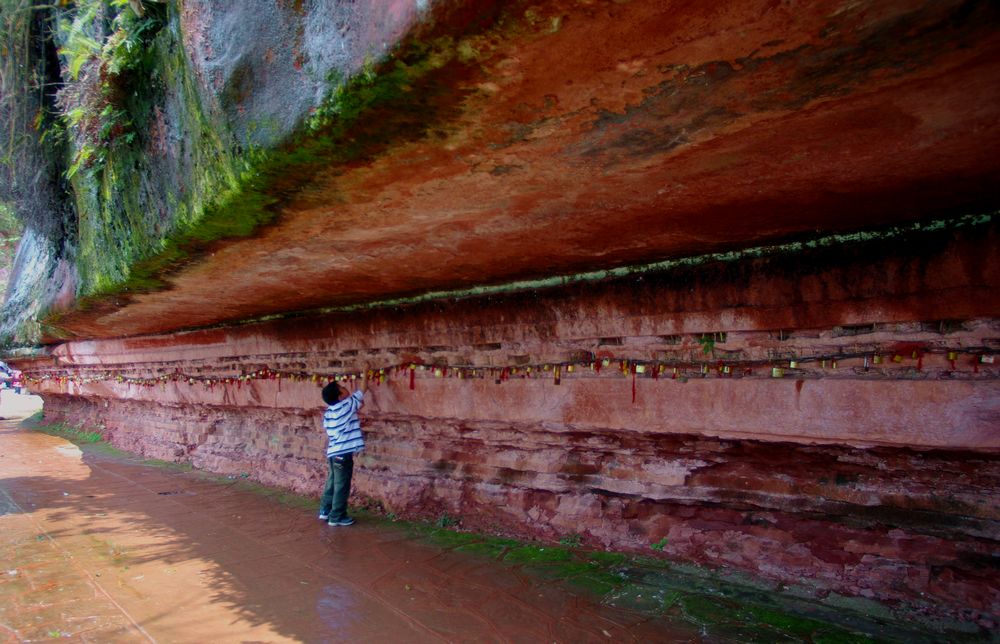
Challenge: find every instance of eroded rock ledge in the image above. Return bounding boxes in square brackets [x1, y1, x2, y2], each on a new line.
[16, 225, 1000, 627]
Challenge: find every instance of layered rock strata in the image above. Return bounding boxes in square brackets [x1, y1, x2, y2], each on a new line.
[17, 226, 1000, 626]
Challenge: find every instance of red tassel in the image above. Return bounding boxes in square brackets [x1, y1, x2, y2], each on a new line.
[632, 366, 637, 404]
[409, 367, 415, 390]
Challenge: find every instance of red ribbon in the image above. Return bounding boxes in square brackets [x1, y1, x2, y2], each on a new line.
[631, 366, 637, 404]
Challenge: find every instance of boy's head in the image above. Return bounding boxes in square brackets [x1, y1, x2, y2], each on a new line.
[321, 382, 347, 405]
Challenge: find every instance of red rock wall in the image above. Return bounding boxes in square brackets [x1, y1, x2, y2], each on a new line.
[37, 392, 1000, 626]
[19, 225, 1000, 625]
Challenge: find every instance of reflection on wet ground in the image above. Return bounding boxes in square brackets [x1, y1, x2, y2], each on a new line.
[0, 399, 697, 642]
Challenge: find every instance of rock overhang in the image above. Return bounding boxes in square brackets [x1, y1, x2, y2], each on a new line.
[37, 0, 1000, 340]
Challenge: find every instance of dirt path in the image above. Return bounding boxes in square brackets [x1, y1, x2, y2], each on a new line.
[0, 398, 693, 642]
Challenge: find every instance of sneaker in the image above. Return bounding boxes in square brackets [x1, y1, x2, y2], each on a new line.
[318, 511, 330, 520]
[327, 516, 355, 527]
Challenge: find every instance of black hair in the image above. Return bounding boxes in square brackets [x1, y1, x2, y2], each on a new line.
[321, 382, 344, 405]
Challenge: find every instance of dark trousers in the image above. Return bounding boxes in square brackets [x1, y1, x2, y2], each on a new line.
[320, 453, 354, 520]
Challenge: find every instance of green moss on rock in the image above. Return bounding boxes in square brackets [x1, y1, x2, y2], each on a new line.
[34, 9, 488, 340]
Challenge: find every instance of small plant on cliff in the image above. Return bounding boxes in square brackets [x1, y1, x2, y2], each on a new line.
[559, 533, 583, 548]
[695, 332, 729, 356]
[650, 536, 669, 551]
[57, 0, 165, 181]
[435, 512, 457, 528]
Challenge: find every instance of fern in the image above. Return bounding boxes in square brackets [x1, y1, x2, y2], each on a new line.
[57, 5, 102, 80]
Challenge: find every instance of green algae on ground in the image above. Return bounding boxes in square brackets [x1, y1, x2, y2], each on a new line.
[742, 604, 848, 638]
[453, 536, 520, 557]
[29, 420, 103, 444]
[422, 527, 481, 548]
[404, 524, 987, 642]
[23, 414, 193, 468]
[502, 544, 574, 564]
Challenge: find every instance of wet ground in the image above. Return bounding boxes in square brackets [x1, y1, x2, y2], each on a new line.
[0, 395, 701, 642]
[0, 394, 986, 643]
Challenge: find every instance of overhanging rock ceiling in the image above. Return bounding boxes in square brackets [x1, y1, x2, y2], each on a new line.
[54, 0, 1000, 339]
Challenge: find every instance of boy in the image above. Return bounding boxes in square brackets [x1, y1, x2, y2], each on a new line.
[318, 374, 367, 526]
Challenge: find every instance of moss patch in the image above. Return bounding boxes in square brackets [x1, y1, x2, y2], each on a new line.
[42, 11, 492, 335]
[502, 545, 573, 564]
[29, 420, 103, 444]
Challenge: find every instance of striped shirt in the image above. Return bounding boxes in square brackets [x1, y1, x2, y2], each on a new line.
[324, 390, 365, 457]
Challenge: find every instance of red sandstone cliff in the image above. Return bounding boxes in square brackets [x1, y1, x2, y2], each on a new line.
[3, 0, 999, 629]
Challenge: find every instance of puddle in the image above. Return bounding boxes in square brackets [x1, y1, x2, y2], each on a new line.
[54, 444, 82, 458]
